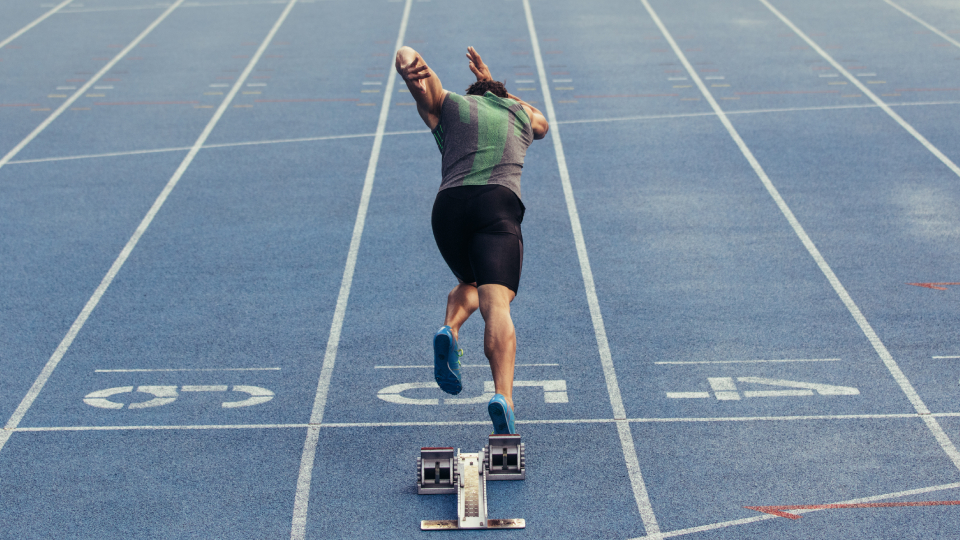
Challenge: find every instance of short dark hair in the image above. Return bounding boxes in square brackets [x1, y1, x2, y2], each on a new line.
[466, 80, 508, 98]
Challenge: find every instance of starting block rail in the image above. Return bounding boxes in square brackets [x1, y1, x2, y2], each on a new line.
[418, 434, 526, 530]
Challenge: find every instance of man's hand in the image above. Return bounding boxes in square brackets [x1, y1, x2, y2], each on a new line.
[466, 46, 492, 82]
[396, 48, 430, 94]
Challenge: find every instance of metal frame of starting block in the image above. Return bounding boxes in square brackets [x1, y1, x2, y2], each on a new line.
[418, 434, 526, 530]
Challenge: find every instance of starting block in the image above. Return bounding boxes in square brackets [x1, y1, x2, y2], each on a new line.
[418, 434, 526, 530]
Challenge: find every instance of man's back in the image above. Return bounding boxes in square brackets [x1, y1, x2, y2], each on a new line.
[433, 91, 534, 199]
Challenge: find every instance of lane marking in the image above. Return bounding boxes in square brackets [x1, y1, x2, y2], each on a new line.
[645, 0, 960, 475]
[524, 0, 659, 535]
[908, 282, 960, 290]
[5, 131, 431, 165]
[933, 356, 960, 359]
[668, 377, 859, 400]
[289, 1, 412, 538]
[0, 0, 73, 50]
[0, 0, 187, 174]
[656, 358, 841, 365]
[377, 380, 568, 405]
[10, 97, 960, 167]
[746, 499, 960, 519]
[95, 367, 281, 372]
[0, 0, 299, 453]
[631, 482, 960, 539]
[16, 411, 960, 433]
[883, 0, 960, 51]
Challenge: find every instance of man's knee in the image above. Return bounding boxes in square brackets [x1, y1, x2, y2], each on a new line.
[477, 284, 515, 314]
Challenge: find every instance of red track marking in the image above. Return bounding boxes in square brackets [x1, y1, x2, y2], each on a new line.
[255, 98, 359, 102]
[746, 500, 960, 519]
[908, 282, 960, 291]
[735, 90, 839, 95]
[700, 68, 718, 72]
[894, 88, 960, 92]
[573, 93, 678, 98]
[94, 101, 199, 106]
[1, 103, 41, 107]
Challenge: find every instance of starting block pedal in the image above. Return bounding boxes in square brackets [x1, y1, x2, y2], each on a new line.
[419, 434, 526, 530]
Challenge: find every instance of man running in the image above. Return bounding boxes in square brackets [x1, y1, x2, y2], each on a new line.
[395, 46, 548, 435]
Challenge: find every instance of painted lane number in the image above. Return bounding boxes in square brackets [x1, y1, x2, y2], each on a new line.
[84, 385, 274, 409]
[667, 377, 859, 400]
[378, 380, 568, 406]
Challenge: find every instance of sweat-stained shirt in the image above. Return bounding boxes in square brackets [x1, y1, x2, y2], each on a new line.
[431, 91, 534, 199]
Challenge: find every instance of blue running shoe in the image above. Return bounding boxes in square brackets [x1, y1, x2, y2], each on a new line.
[488, 394, 516, 434]
[433, 326, 462, 395]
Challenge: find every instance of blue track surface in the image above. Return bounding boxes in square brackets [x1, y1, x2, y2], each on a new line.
[3, 0, 960, 538]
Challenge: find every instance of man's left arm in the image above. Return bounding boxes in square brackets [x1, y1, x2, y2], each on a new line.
[506, 92, 549, 140]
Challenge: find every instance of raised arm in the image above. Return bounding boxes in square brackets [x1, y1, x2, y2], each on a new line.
[395, 46, 446, 130]
[466, 46, 549, 140]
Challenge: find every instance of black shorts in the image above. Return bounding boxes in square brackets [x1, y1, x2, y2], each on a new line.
[431, 185, 525, 294]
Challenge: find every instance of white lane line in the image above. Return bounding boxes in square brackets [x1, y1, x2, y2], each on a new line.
[759, 0, 960, 473]
[374, 363, 560, 368]
[13, 96, 960, 166]
[14, 411, 959, 432]
[883, 0, 960, 51]
[632, 481, 960, 539]
[524, 0, 659, 535]
[5, 130, 432, 166]
[0, 0, 73, 49]
[7, 146, 193, 165]
[933, 356, 960, 359]
[95, 367, 281, 372]
[643, 0, 960, 474]
[556, 100, 960, 126]
[289, 1, 412, 538]
[0, 0, 298, 455]
[656, 358, 841, 365]
[0, 0, 187, 174]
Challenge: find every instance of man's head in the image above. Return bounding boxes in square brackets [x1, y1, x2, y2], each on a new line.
[466, 80, 508, 98]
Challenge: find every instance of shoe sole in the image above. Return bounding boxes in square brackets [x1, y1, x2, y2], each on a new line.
[433, 332, 462, 395]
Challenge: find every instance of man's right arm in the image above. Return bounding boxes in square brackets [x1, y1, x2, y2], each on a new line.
[395, 46, 446, 130]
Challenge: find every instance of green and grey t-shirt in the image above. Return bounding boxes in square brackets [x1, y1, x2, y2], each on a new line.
[431, 91, 534, 199]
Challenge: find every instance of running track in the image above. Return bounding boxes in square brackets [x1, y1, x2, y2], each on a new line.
[2, 0, 960, 538]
